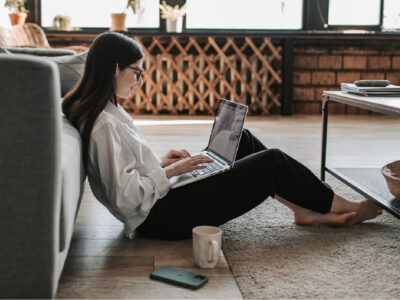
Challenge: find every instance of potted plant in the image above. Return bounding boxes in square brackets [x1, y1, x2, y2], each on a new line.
[110, 0, 142, 32]
[53, 14, 72, 31]
[4, 0, 29, 26]
[160, 1, 186, 33]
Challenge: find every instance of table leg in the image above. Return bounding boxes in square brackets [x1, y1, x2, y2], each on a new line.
[321, 100, 329, 181]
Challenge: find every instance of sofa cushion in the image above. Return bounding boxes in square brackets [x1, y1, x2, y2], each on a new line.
[48, 50, 87, 96]
[5, 46, 76, 56]
[0, 46, 87, 97]
[60, 116, 85, 252]
[0, 46, 11, 54]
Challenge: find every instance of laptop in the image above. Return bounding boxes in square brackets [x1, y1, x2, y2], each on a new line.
[170, 99, 248, 189]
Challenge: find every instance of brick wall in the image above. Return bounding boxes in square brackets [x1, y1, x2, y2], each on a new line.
[293, 46, 400, 114]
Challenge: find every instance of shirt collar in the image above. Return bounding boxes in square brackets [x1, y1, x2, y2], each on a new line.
[104, 101, 133, 124]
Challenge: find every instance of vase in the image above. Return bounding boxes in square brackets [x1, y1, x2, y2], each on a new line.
[9, 13, 27, 26]
[110, 13, 127, 32]
[166, 17, 183, 33]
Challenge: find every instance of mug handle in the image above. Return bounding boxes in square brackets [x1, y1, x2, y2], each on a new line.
[207, 240, 219, 263]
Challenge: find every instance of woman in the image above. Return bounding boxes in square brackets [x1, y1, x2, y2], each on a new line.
[63, 32, 381, 241]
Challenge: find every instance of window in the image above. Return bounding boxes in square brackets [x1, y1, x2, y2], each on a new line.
[186, 0, 303, 30]
[40, 0, 159, 28]
[383, 0, 400, 30]
[0, 6, 11, 28]
[328, 0, 381, 26]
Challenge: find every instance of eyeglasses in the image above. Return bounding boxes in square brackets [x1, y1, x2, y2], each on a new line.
[126, 66, 143, 81]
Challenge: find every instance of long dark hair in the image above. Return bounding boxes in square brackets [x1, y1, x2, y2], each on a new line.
[63, 32, 144, 166]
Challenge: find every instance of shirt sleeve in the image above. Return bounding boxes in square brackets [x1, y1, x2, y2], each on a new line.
[90, 121, 170, 219]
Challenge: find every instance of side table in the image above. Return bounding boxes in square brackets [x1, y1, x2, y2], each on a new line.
[321, 91, 400, 218]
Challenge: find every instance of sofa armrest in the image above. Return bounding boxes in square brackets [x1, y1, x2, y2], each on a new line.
[0, 54, 62, 298]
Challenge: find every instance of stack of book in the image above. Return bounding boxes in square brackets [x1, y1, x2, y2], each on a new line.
[341, 83, 400, 96]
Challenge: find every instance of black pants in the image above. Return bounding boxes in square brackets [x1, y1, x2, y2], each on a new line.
[136, 129, 334, 240]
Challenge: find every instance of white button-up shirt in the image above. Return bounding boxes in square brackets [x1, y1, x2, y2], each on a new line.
[87, 102, 170, 239]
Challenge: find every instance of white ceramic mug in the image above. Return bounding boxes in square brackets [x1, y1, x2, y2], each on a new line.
[192, 226, 222, 269]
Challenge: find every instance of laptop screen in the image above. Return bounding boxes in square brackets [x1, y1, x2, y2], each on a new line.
[207, 99, 248, 164]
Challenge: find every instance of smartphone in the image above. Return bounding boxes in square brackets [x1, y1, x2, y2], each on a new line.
[150, 266, 208, 290]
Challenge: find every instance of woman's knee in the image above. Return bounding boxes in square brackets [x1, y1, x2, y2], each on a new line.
[238, 129, 267, 155]
[258, 148, 290, 167]
[240, 128, 252, 144]
[242, 128, 252, 136]
[263, 148, 285, 159]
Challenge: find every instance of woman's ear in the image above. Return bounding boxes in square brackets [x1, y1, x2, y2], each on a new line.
[115, 64, 120, 76]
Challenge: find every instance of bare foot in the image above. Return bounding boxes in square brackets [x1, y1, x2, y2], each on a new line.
[331, 194, 359, 213]
[274, 194, 381, 228]
[294, 209, 357, 227]
[331, 195, 382, 225]
[345, 199, 383, 225]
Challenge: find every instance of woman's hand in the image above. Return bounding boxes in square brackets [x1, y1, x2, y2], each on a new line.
[161, 149, 191, 167]
[164, 155, 213, 179]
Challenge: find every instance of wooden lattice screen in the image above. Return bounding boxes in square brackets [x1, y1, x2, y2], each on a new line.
[119, 36, 282, 115]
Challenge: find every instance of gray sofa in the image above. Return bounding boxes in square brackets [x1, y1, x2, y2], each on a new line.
[0, 46, 88, 97]
[0, 54, 86, 298]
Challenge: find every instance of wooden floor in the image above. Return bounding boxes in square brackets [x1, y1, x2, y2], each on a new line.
[56, 114, 400, 299]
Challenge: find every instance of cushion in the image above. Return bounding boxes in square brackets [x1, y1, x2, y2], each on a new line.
[60, 116, 85, 252]
[0, 46, 11, 54]
[48, 51, 88, 96]
[0, 47, 88, 97]
[5, 46, 76, 56]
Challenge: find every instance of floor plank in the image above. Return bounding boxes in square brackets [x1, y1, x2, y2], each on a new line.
[61, 256, 154, 278]
[58, 276, 242, 299]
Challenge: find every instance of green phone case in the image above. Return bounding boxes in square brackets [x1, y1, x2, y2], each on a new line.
[150, 266, 208, 289]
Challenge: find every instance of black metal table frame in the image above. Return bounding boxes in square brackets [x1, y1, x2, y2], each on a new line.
[321, 92, 400, 218]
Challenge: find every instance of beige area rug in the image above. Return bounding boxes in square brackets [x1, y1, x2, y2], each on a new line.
[221, 173, 400, 299]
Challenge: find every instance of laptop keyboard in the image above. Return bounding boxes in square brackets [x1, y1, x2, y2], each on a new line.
[190, 162, 224, 177]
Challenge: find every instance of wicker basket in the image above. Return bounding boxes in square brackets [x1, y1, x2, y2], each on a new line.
[381, 160, 400, 199]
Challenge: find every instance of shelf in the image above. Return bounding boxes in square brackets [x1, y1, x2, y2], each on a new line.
[326, 167, 400, 218]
